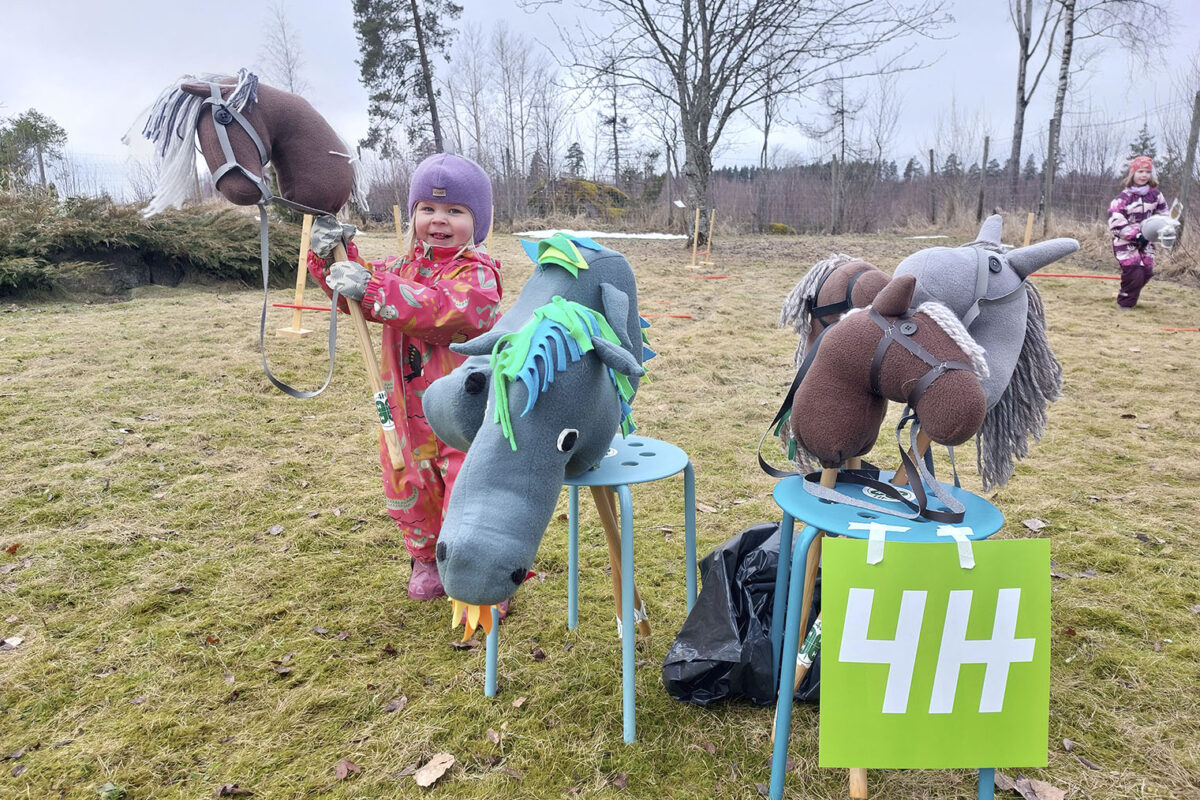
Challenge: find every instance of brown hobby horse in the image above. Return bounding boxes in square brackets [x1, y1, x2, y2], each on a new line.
[790, 274, 989, 468]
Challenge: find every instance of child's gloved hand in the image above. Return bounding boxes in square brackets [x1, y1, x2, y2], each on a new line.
[327, 260, 371, 301]
[310, 215, 358, 259]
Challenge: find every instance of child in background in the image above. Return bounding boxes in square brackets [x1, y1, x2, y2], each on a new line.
[1107, 155, 1168, 310]
[307, 153, 502, 600]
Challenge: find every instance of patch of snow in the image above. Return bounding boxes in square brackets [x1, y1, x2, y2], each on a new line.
[513, 229, 688, 240]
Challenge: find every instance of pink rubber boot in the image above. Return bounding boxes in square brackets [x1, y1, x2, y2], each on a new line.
[408, 558, 446, 601]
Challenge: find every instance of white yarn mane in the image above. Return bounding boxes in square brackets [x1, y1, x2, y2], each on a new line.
[138, 69, 259, 217]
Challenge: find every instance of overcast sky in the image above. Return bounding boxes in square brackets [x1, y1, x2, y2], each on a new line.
[3, 0, 1198, 194]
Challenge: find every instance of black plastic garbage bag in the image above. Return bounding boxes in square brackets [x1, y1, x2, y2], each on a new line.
[662, 522, 820, 707]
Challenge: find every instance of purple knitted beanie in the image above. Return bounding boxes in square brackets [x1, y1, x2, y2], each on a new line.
[408, 154, 493, 245]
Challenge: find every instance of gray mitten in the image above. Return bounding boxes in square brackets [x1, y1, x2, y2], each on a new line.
[310, 215, 359, 259]
[327, 260, 371, 302]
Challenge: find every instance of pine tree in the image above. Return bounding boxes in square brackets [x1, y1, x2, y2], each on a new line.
[565, 142, 586, 177]
[902, 157, 924, 180]
[1127, 124, 1157, 163]
[352, 0, 461, 154]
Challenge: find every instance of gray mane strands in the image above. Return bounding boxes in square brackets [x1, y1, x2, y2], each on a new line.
[139, 69, 259, 217]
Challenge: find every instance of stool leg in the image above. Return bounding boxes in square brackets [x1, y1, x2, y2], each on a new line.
[978, 768, 995, 800]
[485, 607, 499, 697]
[684, 462, 697, 611]
[568, 485, 580, 629]
[769, 523, 821, 800]
[770, 514, 797, 689]
[618, 484, 636, 743]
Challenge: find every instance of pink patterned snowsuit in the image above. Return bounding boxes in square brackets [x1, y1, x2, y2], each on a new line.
[1108, 185, 1168, 308]
[308, 241, 502, 561]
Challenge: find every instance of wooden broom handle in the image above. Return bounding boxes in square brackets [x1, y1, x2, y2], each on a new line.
[332, 243, 404, 470]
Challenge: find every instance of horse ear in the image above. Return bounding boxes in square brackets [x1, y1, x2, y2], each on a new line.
[452, 329, 505, 357]
[1005, 238, 1080, 279]
[180, 81, 217, 99]
[975, 214, 1003, 246]
[871, 274, 917, 317]
[591, 337, 645, 378]
[599, 283, 635, 353]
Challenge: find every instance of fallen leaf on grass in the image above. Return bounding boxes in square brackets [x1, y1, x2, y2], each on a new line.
[0, 636, 23, 650]
[1017, 777, 1066, 800]
[129, 696, 146, 705]
[512, 696, 526, 709]
[1189, 605, 1200, 614]
[384, 697, 408, 713]
[486, 729, 500, 744]
[382, 643, 398, 656]
[267, 525, 284, 536]
[413, 753, 454, 787]
[1022, 518, 1047, 532]
[213, 784, 253, 797]
[697, 502, 718, 514]
[12, 764, 27, 777]
[610, 772, 628, 789]
[1119, 413, 1136, 419]
[334, 758, 360, 780]
[166, 585, 192, 594]
[499, 766, 523, 779]
[1077, 755, 1101, 770]
[1073, 570, 1097, 579]
[530, 646, 546, 661]
[98, 782, 126, 800]
[4, 543, 18, 555]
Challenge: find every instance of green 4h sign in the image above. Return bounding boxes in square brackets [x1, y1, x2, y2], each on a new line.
[819, 538, 1050, 769]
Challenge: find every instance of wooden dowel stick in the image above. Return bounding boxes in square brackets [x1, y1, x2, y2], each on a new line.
[1023, 212, 1035, 247]
[704, 208, 715, 256]
[690, 208, 701, 266]
[332, 242, 404, 470]
[891, 429, 932, 486]
[392, 204, 404, 252]
[591, 486, 651, 637]
[277, 214, 315, 338]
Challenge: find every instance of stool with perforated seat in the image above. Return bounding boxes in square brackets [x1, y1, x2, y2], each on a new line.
[767, 470, 1004, 800]
[483, 434, 697, 744]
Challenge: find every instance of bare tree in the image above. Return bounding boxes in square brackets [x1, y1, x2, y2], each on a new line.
[1044, 0, 1171, 190]
[1006, 0, 1062, 206]
[259, 2, 309, 95]
[547, 0, 950, 243]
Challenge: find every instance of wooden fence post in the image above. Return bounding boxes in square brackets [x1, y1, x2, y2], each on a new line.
[928, 149, 936, 224]
[276, 214, 315, 339]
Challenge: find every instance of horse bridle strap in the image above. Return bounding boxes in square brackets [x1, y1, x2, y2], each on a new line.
[962, 246, 1027, 330]
[203, 83, 272, 204]
[807, 265, 867, 326]
[866, 308, 974, 407]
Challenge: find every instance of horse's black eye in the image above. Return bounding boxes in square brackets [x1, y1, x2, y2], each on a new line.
[988, 256, 1002, 273]
[557, 429, 579, 452]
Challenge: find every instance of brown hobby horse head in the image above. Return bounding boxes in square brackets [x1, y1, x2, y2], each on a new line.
[789, 274, 989, 468]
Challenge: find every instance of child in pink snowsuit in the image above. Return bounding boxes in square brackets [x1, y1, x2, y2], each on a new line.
[1107, 155, 1168, 310]
[308, 154, 502, 600]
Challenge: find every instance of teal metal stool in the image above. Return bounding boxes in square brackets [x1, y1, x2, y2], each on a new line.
[767, 470, 1004, 800]
[484, 434, 697, 744]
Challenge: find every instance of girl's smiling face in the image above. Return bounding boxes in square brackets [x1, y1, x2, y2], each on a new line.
[1132, 167, 1152, 186]
[413, 200, 475, 248]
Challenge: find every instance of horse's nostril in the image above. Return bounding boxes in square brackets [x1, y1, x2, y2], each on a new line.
[464, 371, 486, 395]
[436, 541, 447, 561]
[510, 569, 526, 586]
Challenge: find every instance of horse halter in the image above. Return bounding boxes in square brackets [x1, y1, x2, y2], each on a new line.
[201, 82, 274, 206]
[866, 308, 975, 408]
[961, 245, 1026, 330]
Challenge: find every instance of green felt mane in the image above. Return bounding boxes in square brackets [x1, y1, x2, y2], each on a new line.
[490, 296, 636, 450]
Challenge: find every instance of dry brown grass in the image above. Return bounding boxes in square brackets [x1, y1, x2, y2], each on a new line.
[1, 226, 1198, 799]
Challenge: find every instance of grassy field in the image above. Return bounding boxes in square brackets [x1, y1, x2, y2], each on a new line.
[2, 224, 1199, 799]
